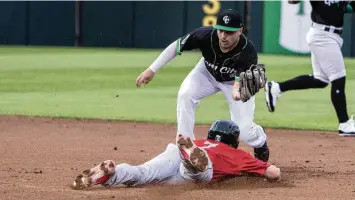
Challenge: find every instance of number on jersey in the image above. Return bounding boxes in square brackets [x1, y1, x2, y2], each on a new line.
[202, 141, 219, 149]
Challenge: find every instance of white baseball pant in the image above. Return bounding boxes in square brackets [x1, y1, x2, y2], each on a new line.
[176, 58, 267, 148]
[105, 143, 213, 187]
[306, 22, 346, 83]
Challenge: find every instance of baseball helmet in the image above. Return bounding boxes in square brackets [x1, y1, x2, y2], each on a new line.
[207, 120, 240, 148]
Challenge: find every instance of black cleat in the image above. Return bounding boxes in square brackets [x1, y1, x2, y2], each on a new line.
[254, 141, 270, 162]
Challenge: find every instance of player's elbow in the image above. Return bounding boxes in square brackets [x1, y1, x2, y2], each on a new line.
[264, 165, 281, 180]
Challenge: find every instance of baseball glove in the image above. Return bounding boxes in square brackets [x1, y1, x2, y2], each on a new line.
[238, 64, 267, 102]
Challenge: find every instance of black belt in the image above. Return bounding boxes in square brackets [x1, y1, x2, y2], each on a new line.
[324, 26, 343, 35]
[312, 23, 343, 35]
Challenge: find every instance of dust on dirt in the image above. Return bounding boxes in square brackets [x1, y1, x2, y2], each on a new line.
[0, 116, 354, 200]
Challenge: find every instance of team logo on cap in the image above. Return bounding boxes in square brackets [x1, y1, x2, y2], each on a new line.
[223, 16, 230, 24]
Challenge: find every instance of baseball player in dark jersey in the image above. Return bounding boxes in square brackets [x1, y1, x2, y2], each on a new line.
[265, 1, 355, 136]
[136, 9, 269, 162]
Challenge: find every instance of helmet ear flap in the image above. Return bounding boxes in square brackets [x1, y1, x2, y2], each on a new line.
[230, 139, 239, 149]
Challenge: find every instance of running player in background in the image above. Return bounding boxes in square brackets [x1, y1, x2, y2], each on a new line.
[265, 0, 355, 136]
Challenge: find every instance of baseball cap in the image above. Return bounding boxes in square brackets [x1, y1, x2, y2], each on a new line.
[213, 9, 243, 32]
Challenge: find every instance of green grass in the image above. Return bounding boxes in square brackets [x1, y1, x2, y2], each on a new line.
[0, 45, 354, 131]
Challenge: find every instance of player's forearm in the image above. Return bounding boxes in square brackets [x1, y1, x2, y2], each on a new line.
[148, 41, 178, 73]
[264, 165, 281, 180]
[232, 78, 241, 101]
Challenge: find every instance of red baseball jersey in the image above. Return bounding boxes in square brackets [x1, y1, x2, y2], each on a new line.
[194, 139, 269, 180]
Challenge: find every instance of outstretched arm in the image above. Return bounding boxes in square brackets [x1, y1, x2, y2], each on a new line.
[235, 150, 281, 181]
[135, 26, 210, 88]
[149, 41, 179, 73]
[136, 41, 178, 88]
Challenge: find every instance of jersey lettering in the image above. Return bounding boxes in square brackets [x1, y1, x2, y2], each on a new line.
[324, 0, 340, 6]
[219, 66, 236, 74]
[177, 26, 257, 82]
[205, 61, 236, 75]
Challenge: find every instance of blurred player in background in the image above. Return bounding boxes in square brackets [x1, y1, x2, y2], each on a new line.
[265, 1, 355, 136]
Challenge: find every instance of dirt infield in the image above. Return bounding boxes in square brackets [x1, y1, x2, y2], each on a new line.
[0, 116, 354, 200]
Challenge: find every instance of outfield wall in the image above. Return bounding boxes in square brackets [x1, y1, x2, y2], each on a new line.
[0, 1, 354, 57]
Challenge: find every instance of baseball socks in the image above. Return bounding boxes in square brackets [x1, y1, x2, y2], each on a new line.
[278, 75, 328, 92]
[266, 75, 328, 112]
[254, 126, 270, 162]
[254, 141, 270, 162]
[332, 77, 355, 136]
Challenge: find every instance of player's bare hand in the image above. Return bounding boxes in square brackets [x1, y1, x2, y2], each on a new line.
[232, 81, 241, 101]
[136, 68, 155, 88]
[264, 165, 281, 181]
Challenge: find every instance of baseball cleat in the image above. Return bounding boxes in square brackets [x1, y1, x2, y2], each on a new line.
[72, 160, 115, 190]
[254, 141, 270, 162]
[265, 81, 281, 112]
[338, 115, 355, 137]
[177, 134, 208, 172]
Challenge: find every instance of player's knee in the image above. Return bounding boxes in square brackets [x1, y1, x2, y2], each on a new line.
[238, 123, 254, 140]
[238, 123, 253, 140]
[331, 76, 345, 87]
[313, 76, 328, 88]
[238, 124, 255, 144]
[315, 80, 328, 88]
[239, 124, 266, 148]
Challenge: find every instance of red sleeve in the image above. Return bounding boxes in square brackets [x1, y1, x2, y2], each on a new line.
[240, 151, 270, 175]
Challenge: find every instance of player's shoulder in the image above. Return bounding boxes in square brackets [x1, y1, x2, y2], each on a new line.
[243, 35, 256, 49]
[194, 26, 214, 33]
[242, 35, 258, 55]
[187, 26, 214, 38]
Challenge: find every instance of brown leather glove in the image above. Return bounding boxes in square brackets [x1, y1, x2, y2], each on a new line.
[238, 64, 267, 102]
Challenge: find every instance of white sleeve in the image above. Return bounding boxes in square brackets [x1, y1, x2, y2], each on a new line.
[148, 41, 178, 73]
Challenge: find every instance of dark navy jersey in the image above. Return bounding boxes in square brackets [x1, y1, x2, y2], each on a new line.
[310, 1, 355, 27]
[176, 26, 257, 82]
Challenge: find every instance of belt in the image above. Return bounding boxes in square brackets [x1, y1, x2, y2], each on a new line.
[311, 22, 343, 35]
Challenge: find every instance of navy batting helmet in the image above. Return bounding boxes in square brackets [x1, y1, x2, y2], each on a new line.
[207, 120, 240, 148]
